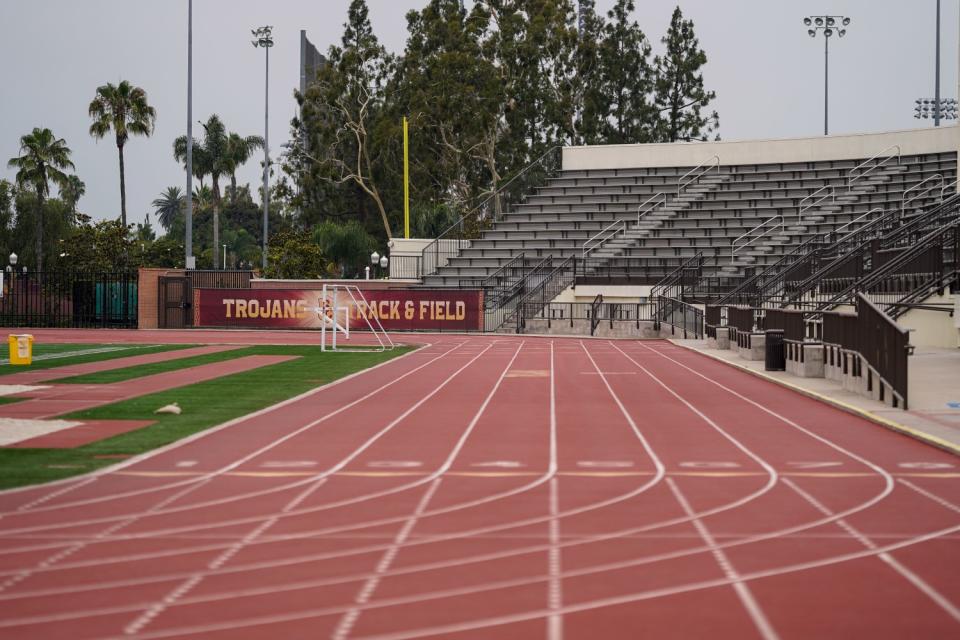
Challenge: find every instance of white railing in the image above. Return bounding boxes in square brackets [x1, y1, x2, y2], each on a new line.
[732, 215, 784, 258]
[582, 219, 626, 259]
[797, 185, 835, 225]
[942, 180, 959, 199]
[678, 155, 720, 195]
[902, 174, 943, 214]
[848, 144, 901, 188]
[636, 192, 667, 225]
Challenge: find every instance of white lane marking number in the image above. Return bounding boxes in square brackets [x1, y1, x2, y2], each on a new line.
[577, 461, 635, 468]
[899, 462, 954, 470]
[367, 461, 423, 468]
[679, 461, 741, 469]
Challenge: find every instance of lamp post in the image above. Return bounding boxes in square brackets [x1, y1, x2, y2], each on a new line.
[371, 251, 380, 279]
[185, 0, 194, 269]
[222, 244, 227, 270]
[803, 15, 851, 135]
[380, 255, 389, 279]
[252, 26, 274, 272]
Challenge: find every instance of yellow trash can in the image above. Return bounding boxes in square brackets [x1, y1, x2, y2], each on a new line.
[8, 334, 34, 366]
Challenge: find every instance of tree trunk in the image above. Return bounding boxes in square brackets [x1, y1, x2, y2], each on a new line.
[230, 172, 238, 203]
[212, 174, 221, 269]
[118, 142, 127, 228]
[35, 193, 44, 272]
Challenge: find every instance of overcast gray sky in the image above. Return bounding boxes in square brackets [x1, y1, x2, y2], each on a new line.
[0, 1, 956, 228]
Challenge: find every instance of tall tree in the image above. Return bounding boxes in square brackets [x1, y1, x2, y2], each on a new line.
[152, 186, 185, 232]
[61, 174, 86, 217]
[6, 128, 74, 271]
[174, 115, 229, 268]
[653, 6, 718, 142]
[297, 0, 396, 240]
[223, 133, 264, 201]
[88, 80, 157, 227]
[599, 0, 656, 143]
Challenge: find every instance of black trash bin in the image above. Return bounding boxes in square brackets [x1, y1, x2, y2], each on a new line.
[765, 329, 786, 371]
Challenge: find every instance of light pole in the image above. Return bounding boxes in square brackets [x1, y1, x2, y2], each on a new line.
[252, 26, 273, 272]
[803, 15, 851, 135]
[222, 244, 227, 270]
[185, 0, 194, 269]
[371, 251, 380, 279]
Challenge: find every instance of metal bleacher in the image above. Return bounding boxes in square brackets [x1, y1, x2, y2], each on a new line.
[420, 149, 957, 298]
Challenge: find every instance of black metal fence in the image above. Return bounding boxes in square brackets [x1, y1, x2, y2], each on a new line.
[655, 297, 704, 339]
[0, 270, 138, 328]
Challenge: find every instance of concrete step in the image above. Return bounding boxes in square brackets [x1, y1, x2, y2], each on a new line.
[803, 215, 826, 223]
[817, 205, 842, 212]
[787, 225, 808, 232]
[836, 195, 861, 202]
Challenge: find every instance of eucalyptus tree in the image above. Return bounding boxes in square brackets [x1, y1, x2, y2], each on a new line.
[88, 80, 157, 227]
[6, 128, 74, 270]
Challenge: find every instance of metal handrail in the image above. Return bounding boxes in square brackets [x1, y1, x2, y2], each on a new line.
[582, 219, 625, 259]
[798, 185, 834, 225]
[732, 215, 784, 257]
[636, 192, 667, 224]
[677, 155, 720, 195]
[651, 251, 704, 299]
[902, 173, 943, 213]
[849, 144, 901, 188]
[833, 207, 885, 237]
[459, 253, 525, 290]
[942, 180, 958, 200]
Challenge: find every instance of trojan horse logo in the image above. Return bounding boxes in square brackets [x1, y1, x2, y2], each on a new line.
[316, 296, 335, 323]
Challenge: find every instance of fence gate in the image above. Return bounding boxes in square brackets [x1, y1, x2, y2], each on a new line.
[158, 276, 192, 328]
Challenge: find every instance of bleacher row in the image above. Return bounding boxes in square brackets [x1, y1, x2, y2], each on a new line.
[422, 150, 956, 290]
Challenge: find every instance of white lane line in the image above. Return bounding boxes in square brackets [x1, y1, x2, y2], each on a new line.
[0, 337, 913, 628]
[123, 477, 329, 636]
[0, 478, 213, 593]
[0, 342, 466, 533]
[0, 340, 438, 509]
[579, 341, 667, 492]
[548, 477, 563, 640]
[667, 478, 780, 640]
[80, 522, 960, 640]
[899, 479, 960, 514]
[331, 478, 443, 640]
[783, 477, 960, 622]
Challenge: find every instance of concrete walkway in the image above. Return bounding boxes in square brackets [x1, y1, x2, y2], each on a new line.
[673, 340, 960, 454]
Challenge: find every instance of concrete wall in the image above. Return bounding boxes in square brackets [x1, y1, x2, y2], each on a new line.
[563, 126, 959, 172]
[553, 284, 651, 303]
[897, 293, 960, 348]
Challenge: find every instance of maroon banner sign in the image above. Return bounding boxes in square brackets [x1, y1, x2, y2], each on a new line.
[194, 288, 483, 332]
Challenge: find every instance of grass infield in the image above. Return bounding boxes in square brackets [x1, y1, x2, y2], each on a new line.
[0, 343, 191, 376]
[0, 345, 413, 489]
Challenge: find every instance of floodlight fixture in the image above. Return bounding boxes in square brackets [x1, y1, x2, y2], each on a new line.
[803, 15, 852, 135]
[252, 24, 274, 270]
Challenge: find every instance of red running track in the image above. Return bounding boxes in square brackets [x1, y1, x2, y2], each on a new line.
[0, 333, 957, 639]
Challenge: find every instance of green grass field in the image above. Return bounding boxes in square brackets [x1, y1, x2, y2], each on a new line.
[0, 343, 192, 377]
[56, 347, 251, 384]
[0, 345, 413, 489]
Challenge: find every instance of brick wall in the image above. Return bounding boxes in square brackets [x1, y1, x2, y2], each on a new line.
[138, 268, 184, 329]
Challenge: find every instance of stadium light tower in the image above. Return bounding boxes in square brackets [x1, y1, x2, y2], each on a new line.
[252, 26, 274, 272]
[803, 15, 851, 136]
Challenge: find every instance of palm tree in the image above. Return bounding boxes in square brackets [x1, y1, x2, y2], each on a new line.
[61, 175, 86, 217]
[6, 128, 74, 271]
[152, 186, 185, 232]
[223, 133, 264, 201]
[174, 115, 228, 268]
[88, 80, 157, 228]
